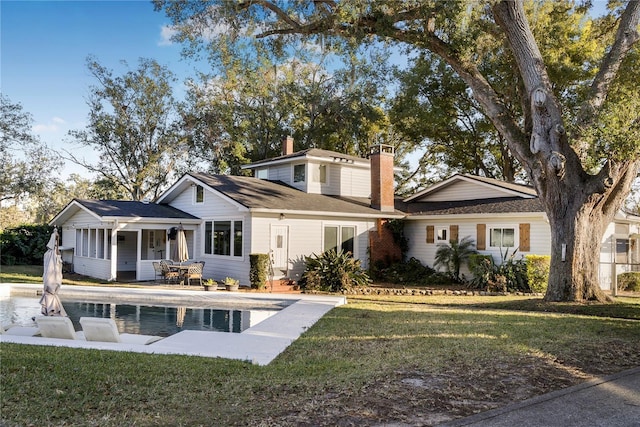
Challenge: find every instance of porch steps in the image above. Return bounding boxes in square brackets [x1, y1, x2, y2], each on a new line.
[264, 279, 301, 294]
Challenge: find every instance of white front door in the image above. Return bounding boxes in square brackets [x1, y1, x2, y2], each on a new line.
[270, 225, 289, 274]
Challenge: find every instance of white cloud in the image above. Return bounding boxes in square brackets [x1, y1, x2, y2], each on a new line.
[158, 24, 177, 46]
[33, 117, 66, 133]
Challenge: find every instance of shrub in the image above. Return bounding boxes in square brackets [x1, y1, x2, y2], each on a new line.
[0, 224, 54, 265]
[249, 253, 270, 290]
[525, 255, 550, 293]
[617, 272, 640, 292]
[370, 257, 451, 286]
[433, 236, 477, 282]
[301, 250, 370, 292]
[469, 248, 529, 292]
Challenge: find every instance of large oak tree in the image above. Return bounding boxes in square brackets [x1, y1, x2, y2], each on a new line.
[67, 57, 188, 201]
[156, 0, 640, 301]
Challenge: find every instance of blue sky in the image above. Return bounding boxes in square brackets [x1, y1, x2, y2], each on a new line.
[1, 0, 202, 178]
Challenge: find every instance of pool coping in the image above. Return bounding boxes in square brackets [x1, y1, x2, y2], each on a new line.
[0, 283, 346, 365]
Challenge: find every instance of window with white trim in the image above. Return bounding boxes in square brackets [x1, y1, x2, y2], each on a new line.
[195, 184, 204, 203]
[490, 227, 515, 247]
[293, 164, 306, 182]
[436, 227, 448, 241]
[75, 228, 110, 259]
[204, 220, 243, 257]
[324, 225, 355, 256]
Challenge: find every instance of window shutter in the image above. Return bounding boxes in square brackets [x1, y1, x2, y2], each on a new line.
[519, 223, 530, 252]
[450, 225, 459, 243]
[477, 224, 486, 250]
[426, 225, 434, 244]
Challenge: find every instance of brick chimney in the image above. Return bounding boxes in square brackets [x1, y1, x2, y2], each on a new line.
[282, 135, 294, 156]
[370, 144, 395, 212]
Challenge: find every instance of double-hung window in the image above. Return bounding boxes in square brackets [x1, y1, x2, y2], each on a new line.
[324, 225, 355, 256]
[490, 227, 515, 248]
[204, 220, 243, 257]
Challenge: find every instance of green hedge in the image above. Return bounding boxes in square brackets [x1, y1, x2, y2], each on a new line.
[249, 253, 270, 290]
[617, 272, 640, 292]
[470, 253, 550, 293]
[0, 224, 55, 265]
[525, 255, 550, 293]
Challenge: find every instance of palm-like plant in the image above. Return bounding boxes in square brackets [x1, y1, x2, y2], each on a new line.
[434, 236, 477, 282]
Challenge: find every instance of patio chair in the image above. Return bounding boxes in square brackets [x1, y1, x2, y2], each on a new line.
[80, 317, 162, 345]
[1, 323, 40, 336]
[152, 261, 164, 283]
[160, 260, 179, 284]
[184, 262, 204, 286]
[36, 316, 82, 340]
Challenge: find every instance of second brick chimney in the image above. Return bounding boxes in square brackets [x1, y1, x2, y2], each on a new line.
[370, 144, 395, 212]
[282, 136, 294, 156]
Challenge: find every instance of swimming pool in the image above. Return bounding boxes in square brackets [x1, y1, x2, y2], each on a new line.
[1, 283, 346, 365]
[1, 295, 282, 336]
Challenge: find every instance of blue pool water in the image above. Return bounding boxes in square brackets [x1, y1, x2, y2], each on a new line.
[1, 296, 281, 336]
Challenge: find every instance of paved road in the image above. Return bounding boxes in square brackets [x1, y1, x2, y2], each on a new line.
[441, 366, 640, 427]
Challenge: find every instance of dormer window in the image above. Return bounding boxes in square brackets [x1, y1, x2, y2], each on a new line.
[195, 184, 204, 203]
[318, 164, 327, 183]
[293, 164, 306, 183]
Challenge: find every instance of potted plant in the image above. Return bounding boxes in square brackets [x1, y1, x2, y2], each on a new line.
[224, 277, 240, 291]
[203, 278, 218, 291]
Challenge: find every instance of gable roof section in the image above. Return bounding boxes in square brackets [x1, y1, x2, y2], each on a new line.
[404, 174, 537, 203]
[50, 199, 198, 226]
[242, 148, 370, 169]
[189, 173, 403, 218]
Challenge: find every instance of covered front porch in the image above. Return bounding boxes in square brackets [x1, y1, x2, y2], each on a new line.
[64, 222, 199, 282]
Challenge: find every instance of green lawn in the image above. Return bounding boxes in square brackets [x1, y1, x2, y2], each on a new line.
[2, 268, 640, 426]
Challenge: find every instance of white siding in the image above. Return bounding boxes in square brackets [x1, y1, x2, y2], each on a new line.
[165, 188, 252, 285]
[250, 213, 376, 282]
[73, 257, 111, 280]
[405, 216, 550, 278]
[337, 166, 371, 198]
[268, 164, 292, 183]
[422, 181, 520, 202]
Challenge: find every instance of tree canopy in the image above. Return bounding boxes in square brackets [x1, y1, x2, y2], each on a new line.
[155, 0, 640, 302]
[67, 57, 188, 201]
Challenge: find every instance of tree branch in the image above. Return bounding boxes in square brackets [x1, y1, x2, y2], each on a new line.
[575, 1, 640, 142]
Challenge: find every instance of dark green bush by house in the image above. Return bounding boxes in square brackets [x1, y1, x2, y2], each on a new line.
[301, 250, 370, 292]
[370, 257, 451, 286]
[617, 272, 640, 292]
[249, 253, 270, 290]
[0, 224, 54, 265]
[469, 249, 529, 292]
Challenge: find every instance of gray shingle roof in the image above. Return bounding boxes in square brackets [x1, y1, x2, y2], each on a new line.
[403, 197, 544, 216]
[189, 173, 399, 216]
[76, 199, 198, 219]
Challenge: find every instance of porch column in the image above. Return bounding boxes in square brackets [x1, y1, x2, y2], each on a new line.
[109, 225, 118, 281]
[136, 230, 143, 281]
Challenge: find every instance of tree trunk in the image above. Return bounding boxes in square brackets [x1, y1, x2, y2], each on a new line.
[545, 196, 609, 302]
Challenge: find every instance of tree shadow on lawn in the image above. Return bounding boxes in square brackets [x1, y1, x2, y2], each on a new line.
[438, 297, 640, 320]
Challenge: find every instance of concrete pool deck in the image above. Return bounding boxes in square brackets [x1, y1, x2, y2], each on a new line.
[0, 283, 346, 365]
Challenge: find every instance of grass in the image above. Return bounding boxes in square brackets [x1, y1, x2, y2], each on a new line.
[2, 268, 640, 426]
